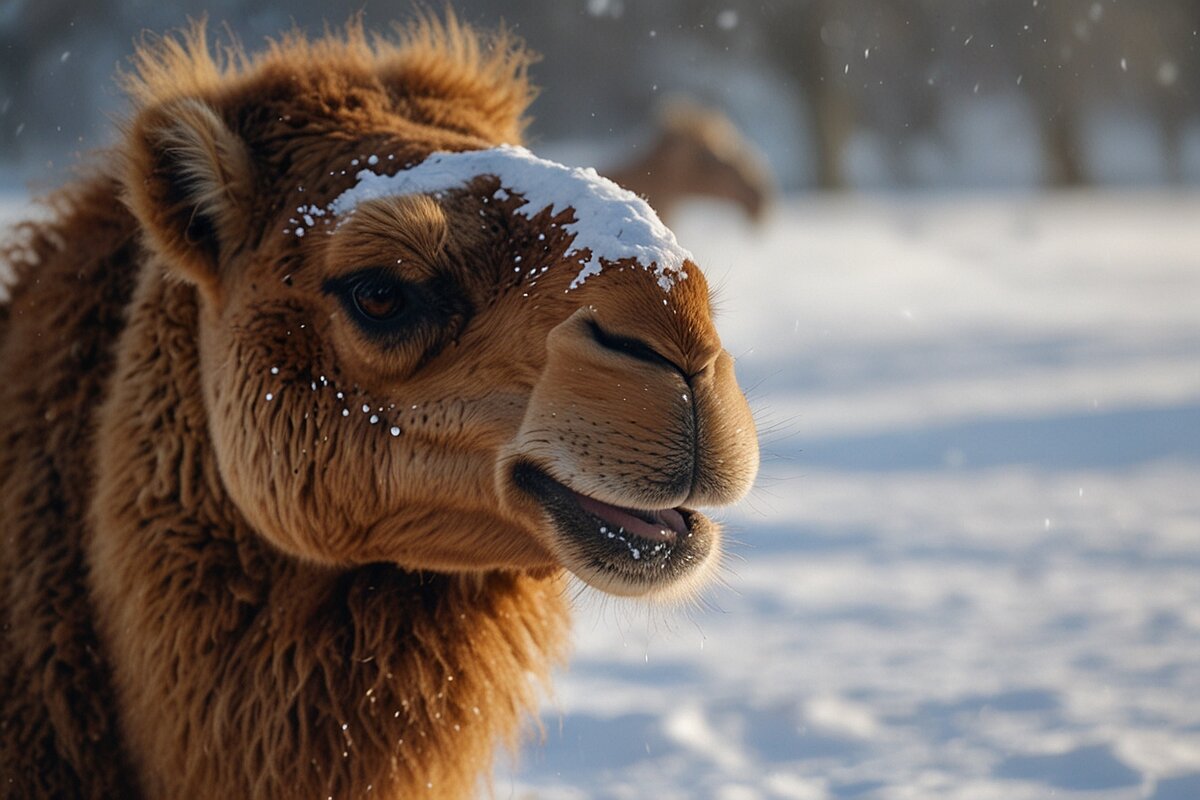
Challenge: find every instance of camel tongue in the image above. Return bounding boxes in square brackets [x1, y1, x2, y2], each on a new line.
[573, 493, 683, 543]
[652, 507, 687, 537]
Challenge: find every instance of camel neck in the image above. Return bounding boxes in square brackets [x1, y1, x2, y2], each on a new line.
[85, 268, 570, 798]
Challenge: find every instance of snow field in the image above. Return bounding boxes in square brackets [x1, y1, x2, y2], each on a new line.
[3, 188, 1197, 799]
[503, 192, 1200, 800]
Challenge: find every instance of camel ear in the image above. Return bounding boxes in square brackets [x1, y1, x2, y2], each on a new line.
[123, 97, 255, 294]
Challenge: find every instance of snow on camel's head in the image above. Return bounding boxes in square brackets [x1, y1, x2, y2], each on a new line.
[119, 16, 758, 599]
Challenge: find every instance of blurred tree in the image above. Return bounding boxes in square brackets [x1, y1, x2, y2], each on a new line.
[1, 0, 1197, 188]
[1, 0, 118, 164]
[947, 0, 1199, 186]
[686, 0, 945, 190]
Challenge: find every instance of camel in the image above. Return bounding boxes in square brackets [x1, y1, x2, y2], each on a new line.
[606, 99, 773, 221]
[0, 16, 758, 800]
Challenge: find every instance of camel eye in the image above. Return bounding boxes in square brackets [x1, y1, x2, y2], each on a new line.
[348, 273, 406, 322]
[324, 267, 456, 352]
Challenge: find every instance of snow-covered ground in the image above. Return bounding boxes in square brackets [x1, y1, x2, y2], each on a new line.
[500, 192, 1200, 800]
[3, 189, 1198, 799]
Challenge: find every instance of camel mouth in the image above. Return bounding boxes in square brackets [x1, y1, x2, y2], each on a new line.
[510, 462, 717, 598]
[570, 491, 687, 545]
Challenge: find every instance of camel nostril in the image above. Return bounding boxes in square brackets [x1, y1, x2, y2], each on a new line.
[585, 319, 684, 376]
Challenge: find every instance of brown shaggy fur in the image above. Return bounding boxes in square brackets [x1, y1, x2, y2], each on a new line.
[1, 15, 757, 800]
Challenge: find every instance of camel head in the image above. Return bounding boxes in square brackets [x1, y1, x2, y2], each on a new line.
[653, 99, 774, 221]
[117, 22, 758, 600]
